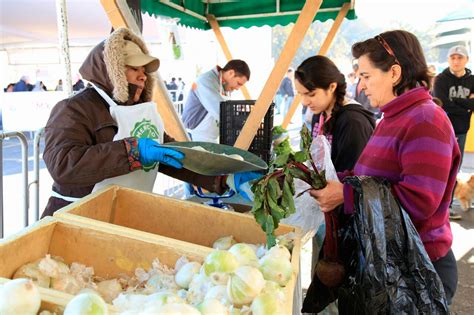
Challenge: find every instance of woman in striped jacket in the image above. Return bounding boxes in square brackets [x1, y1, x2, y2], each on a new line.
[310, 30, 461, 304]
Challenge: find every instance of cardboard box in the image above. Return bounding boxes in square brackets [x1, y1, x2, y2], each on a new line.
[0, 216, 208, 313]
[54, 185, 301, 313]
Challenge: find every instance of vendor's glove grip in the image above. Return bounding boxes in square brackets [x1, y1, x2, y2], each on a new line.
[138, 138, 184, 169]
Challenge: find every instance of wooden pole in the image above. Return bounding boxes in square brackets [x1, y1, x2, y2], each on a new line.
[281, 3, 350, 129]
[207, 14, 252, 100]
[234, 0, 322, 150]
[100, 0, 189, 141]
[55, 0, 73, 95]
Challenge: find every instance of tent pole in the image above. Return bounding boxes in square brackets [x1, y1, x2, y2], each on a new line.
[281, 2, 350, 129]
[234, 0, 322, 150]
[55, 0, 73, 95]
[100, 0, 189, 141]
[207, 14, 252, 100]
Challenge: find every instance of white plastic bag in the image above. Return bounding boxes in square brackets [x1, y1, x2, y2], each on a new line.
[281, 135, 338, 243]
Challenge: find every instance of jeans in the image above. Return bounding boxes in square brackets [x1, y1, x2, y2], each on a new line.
[432, 249, 457, 305]
[450, 133, 467, 207]
[455, 133, 467, 165]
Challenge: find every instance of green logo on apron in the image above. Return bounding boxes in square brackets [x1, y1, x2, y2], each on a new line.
[131, 118, 161, 172]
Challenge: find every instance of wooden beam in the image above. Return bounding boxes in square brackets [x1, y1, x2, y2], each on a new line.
[207, 14, 252, 100]
[153, 76, 189, 141]
[234, 0, 322, 149]
[100, 0, 189, 141]
[100, 0, 140, 34]
[281, 2, 350, 129]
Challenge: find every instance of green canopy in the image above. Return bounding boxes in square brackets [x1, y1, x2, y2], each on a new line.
[142, 0, 356, 30]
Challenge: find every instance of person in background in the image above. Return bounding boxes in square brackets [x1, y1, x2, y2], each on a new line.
[310, 30, 460, 307]
[345, 71, 357, 98]
[433, 45, 474, 220]
[428, 64, 437, 93]
[13, 75, 31, 92]
[42, 28, 257, 217]
[167, 77, 178, 101]
[55, 79, 63, 91]
[181, 59, 250, 143]
[4, 83, 15, 92]
[295, 56, 375, 312]
[73, 75, 85, 92]
[32, 81, 47, 91]
[275, 68, 295, 117]
[177, 77, 185, 101]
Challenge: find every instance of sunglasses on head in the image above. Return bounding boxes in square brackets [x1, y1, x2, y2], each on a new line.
[375, 35, 400, 65]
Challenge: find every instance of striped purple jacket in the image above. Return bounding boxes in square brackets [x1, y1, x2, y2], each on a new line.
[351, 87, 461, 261]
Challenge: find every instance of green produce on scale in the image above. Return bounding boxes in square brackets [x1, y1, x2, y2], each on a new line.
[251, 125, 327, 248]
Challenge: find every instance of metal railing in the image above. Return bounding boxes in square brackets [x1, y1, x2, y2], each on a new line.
[31, 128, 45, 221]
[0, 131, 29, 238]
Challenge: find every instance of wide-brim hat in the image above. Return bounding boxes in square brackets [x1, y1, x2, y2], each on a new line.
[123, 40, 160, 73]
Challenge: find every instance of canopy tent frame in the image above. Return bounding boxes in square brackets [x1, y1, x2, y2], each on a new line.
[234, 0, 322, 149]
[281, 2, 351, 128]
[99, 0, 356, 147]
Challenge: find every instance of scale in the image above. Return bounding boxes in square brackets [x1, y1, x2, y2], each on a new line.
[161, 141, 267, 211]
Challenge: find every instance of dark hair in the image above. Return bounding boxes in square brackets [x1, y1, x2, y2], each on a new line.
[352, 30, 430, 96]
[222, 59, 251, 80]
[295, 55, 347, 133]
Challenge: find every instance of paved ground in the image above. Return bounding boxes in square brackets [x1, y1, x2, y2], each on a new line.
[449, 154, 474, 314]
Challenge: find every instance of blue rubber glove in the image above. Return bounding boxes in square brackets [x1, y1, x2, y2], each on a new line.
[226, 171, 263, 201]
[138, 138, 184, 169]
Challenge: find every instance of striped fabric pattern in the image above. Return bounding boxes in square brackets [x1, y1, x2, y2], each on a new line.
[353, 87, 461, 261]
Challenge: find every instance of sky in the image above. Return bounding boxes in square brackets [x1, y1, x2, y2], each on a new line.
[355, 0, 473, 29]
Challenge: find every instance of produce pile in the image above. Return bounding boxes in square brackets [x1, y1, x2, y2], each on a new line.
[0, 235, 295, 315]
[251, 125, 327, 247]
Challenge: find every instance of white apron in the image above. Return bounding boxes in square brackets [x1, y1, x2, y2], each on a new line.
[92, 84, 164, 192]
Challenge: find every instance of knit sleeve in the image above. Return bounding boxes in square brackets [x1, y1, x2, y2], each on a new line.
[391, 114, 460, 223]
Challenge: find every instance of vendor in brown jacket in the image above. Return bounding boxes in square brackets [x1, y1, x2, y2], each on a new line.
[42, 28, 257, 217]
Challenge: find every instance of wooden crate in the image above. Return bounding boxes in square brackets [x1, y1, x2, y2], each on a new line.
[54, 185, 301, 313]
[0, 216, 208, 313]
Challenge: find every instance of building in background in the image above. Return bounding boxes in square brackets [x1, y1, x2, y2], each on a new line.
[432, 2, 474, 70]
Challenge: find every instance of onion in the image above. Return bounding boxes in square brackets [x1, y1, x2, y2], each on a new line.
[198, 298, 230, 314]
[64, 292, 108, 315]
[212, 236, 237, 250]
[265, 245, 291, 261]
[175, 262, 201, 289]
[204, 285, 230, 306]
[258, 255, 293, 286]
[187, 273, 214, 305]
[228, 244, 259, 267]
[112, 293, 148, 311]
[250, 293, 284, 315]
[0, 278, 41, 315]
[203, 250, 238, 276]
[227, 266, 265, 306]
[145, 291, 184, 308]
[153, 303, 201, 314]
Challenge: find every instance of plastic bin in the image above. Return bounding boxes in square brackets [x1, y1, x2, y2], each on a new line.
[219, 100, 274, 164]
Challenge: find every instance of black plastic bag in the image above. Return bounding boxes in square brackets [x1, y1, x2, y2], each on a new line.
[302, 176, 449, 314]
